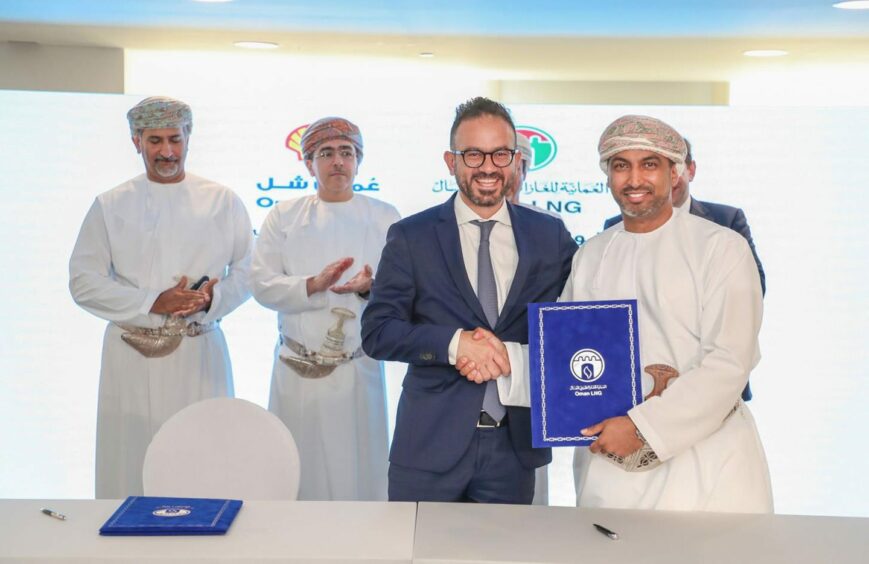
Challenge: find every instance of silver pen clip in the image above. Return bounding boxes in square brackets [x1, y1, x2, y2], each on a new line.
[41, 508, 67, 521]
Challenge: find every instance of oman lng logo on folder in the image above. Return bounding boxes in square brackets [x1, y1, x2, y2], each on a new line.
[528, 300, 641, 448]
[99, 496, 243, 536]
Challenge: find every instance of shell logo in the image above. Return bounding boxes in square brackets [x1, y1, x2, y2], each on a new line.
[285, 124, 309, 161]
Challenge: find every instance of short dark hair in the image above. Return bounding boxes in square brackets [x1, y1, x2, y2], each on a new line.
[449, 97, 516, 150]
[684, 138, 693, 165]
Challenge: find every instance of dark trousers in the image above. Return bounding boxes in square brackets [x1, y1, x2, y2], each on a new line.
[388, 426, 535, 504]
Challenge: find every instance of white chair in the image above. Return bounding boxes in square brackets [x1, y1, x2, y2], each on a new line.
[143, 397, 300, 500]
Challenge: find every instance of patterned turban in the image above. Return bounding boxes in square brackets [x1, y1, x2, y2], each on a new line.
[126, 96, 193, 136]
[598, 115, 686, 174]
[300, 117, 364, 163]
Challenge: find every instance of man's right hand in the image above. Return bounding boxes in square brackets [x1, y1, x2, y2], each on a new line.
[306, 257, 354, 296]
[150, 276, 209, 316]
[456, 328, 510, 384]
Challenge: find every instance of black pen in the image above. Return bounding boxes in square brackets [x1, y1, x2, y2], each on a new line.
[593, 523, 618, 540]
[41, 507, 67, 521]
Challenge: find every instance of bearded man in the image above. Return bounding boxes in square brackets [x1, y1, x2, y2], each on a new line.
[69, 96, 253, 498]
[562, 115, 773, 512]
[361, 97, 576, 503]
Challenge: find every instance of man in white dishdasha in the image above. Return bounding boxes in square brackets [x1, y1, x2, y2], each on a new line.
[69, 96, 253, 498]
[250, 117, 400, 500]
[563, 114, 773, 512]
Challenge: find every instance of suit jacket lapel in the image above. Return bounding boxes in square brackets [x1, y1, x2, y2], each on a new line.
[435, 195, 490, 327]
[689, 197, 710, 220]
[497, 202, 531, 330]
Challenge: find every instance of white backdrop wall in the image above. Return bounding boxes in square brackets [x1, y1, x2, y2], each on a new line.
[0, 88, 866, 517]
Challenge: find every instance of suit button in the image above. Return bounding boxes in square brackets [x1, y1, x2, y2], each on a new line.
[420, 352, 434, 361]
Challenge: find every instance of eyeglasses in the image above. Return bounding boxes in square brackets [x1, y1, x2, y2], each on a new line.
[313, 148, 357, 161]
[450, 148, 517, 168]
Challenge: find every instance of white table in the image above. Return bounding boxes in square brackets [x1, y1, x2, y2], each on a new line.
[413, 502, 869, 564]
[0, 499, 416, 563]
[4, 500, 866, 563]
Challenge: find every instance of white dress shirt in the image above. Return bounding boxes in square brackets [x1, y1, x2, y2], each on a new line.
[447, 195, 528, 405]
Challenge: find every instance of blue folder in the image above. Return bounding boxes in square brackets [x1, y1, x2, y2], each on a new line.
[528, 300, 641, 447]
[99, 496, 243, 536]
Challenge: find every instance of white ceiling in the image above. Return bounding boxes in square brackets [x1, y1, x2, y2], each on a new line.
[2, 1, 868, 81]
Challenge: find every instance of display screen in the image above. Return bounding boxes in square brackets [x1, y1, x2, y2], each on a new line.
[0, 90, 866, 517]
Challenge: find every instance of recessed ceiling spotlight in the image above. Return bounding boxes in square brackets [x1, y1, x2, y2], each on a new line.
[833, 1, 869, 9]
[234, 41, 279, 49]
[419, 52, 435, 58]
[743, 50, 789, 57]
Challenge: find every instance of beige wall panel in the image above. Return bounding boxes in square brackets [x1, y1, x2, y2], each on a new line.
[0, 42, 123, 93]
[500, 80, 729, 106]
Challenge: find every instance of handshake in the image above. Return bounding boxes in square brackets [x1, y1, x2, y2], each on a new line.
[455, 328, 511, 384]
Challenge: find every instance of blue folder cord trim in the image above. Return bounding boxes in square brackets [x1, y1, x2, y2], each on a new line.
[101, 496, 239, 531]
[538, 302, 639, 443]
[210, 500, 231, 527]
[105, 496, 138, 528]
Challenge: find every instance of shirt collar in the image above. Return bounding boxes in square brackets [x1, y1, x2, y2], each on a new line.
[454, 193, 512, 227]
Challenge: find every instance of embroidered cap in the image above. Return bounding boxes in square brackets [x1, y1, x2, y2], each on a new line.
[300, 117, 364, 163]
[598, 115, 686, 174]
[127, 96, 193, 136]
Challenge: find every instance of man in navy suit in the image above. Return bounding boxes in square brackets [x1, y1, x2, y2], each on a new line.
[602, 138, 765, 401]
[361, 97, 576, 503]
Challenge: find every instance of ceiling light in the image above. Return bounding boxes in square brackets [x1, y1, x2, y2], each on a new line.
[833, 1, 869, 9]
[233, 41, 279, 49]
[743, 50, 789, 58]
[419, 52, 435, 58]
[193, 1, 234, 3]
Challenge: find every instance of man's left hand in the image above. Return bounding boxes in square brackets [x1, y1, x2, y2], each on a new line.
[331, 264, 373, 295]
[582, 416, 643, 458]
[175, 278, 218, 317]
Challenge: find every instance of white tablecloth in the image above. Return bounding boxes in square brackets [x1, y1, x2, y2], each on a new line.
[0, 499, 416, 563]
[3, 499, 866, 563]
[413, 502, 868, 564]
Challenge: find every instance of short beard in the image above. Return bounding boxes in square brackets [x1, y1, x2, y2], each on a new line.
[457, 172, 513, 207]
[620, 199, 666, 219]
[154, 166, 180, 178]
[615, 184, 669, 220]
[153, 158, 181, 179]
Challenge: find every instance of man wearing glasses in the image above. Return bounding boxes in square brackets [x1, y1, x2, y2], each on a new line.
[362, 98, 576, 503]
[251, 117, 400, 500]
